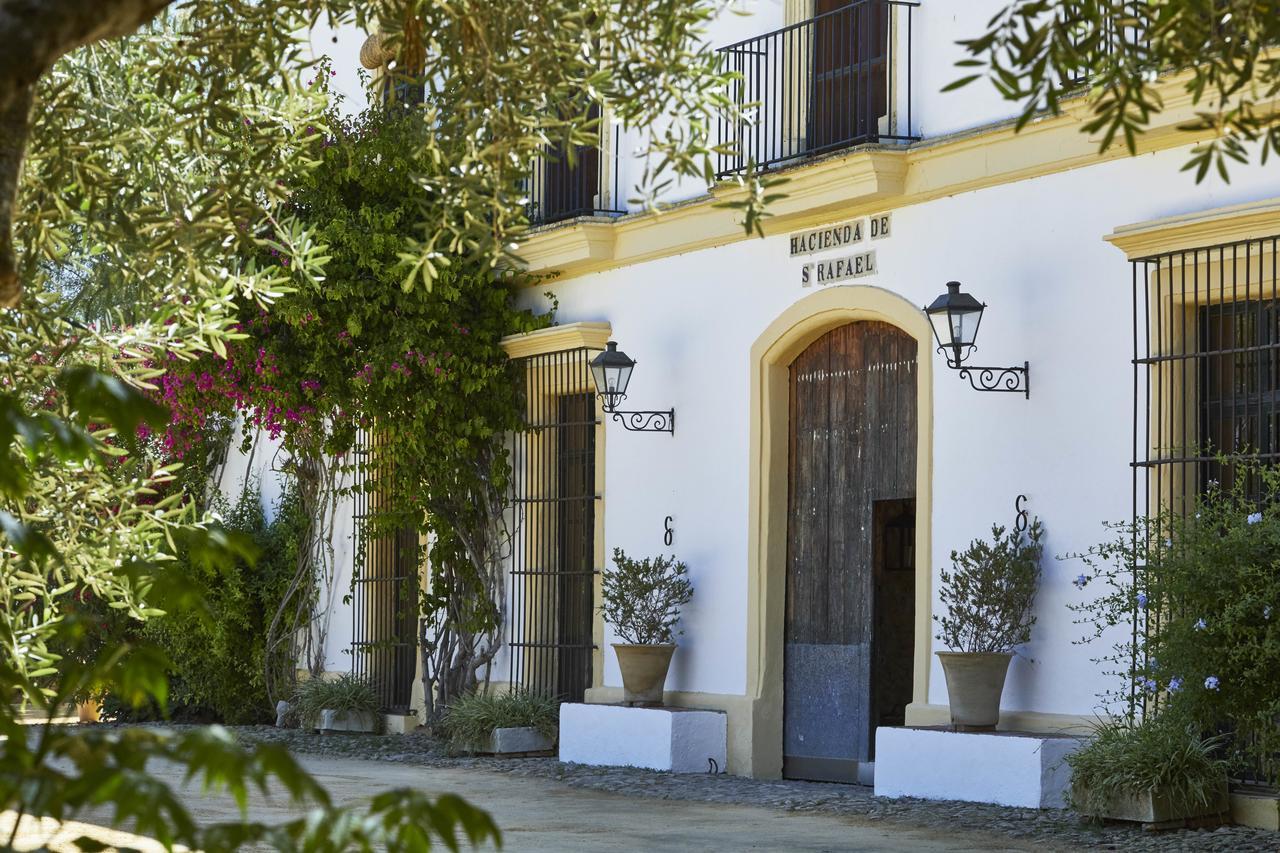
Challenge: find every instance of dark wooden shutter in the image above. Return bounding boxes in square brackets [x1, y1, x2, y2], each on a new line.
[809, 0, 888, 151]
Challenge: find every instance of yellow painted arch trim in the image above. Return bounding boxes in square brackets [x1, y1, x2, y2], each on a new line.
[745, 284, 934, 779]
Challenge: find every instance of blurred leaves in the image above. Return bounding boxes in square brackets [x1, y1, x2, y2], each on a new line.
[950, 0, 1280, 182]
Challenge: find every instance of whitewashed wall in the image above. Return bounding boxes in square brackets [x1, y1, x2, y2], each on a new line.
[214, 424, 358, 674]
[518, 147, 1280, 717]
[306, 20, 370, 116]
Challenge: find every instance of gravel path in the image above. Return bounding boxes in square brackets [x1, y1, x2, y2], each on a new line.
[231, 725, 1278, 852]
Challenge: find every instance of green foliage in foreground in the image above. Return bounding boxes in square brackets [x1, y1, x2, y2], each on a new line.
[292, 674, 382, 729]
[0, 13, 499, 847]
[1069, 463, 1280, 785]
[1067, 715, 1228, 817]
[952, 0, 1280, 182]
[4, 623, 500, 851]
[440, 690, 559, 754]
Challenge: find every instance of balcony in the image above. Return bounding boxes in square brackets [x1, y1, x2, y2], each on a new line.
[527, 134, 626, 228]
[716, 0, 918, 179]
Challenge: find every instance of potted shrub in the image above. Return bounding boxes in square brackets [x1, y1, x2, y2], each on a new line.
[440, 689, 558, 755]
[292, 673, 380, 733]
[1068, 715, 1229, 825]
[934, 518, 1043, 728]
[600, 548, 694, 706]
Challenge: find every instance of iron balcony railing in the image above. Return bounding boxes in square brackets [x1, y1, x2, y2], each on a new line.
[527, 132, 625, 227]
[716, 0, 918, 178]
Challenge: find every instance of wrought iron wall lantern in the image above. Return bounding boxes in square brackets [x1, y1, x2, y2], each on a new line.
[589, 341, 675, 433]
[925, 281, 1030, 398]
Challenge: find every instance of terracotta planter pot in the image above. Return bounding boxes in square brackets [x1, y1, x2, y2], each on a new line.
[77, 700, 102, 724]
[936, 651, 1013, 729]
[613, 643, 676, 706]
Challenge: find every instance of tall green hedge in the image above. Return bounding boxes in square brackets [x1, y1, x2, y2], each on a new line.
[137, 483, 309, 724]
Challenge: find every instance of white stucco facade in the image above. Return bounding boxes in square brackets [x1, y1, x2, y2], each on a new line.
[525, 144, 1280, 718]
[270, 1, 1280, 781]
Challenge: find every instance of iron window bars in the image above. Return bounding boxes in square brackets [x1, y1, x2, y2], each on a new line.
[715, 0, 918, 179]
[350, 429, 420, 714]
[1131, 234, 1280, 785]
[507, 348, 601, 702]
[527, 105, 626, 227]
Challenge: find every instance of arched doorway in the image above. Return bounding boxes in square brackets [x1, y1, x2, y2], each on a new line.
[744, 286, 932, 781]
[782, 320, 917, 783]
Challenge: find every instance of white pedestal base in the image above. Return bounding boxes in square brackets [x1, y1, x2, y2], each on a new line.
[559, 703, 727, 774]
[874, 726, 1082, 809]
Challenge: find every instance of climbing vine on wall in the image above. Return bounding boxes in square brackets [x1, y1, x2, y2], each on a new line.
[170, 98, 552, 712]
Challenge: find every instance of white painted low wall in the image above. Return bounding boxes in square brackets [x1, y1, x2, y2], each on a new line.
[875, 727, 1082, 809]
[559, 704, 727, 774]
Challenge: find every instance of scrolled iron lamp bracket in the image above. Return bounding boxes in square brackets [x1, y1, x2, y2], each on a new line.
[925, 281, 1031, 399]
[601, 397, 675, 434]
[590, 341, 675, 434]
[944, 350, 1031, 399]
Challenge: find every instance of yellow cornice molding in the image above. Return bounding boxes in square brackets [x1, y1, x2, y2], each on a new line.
[516, 220, 617, 277]
[1106, 198, 1280, 260]
[499, 321, 612, 359]
[517, 73, 1258, 281]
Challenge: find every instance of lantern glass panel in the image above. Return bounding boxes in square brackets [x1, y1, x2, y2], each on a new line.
[610, 363, 634, 396]
[929, 311, 953, 352]
[953, 307, 982, 346]
[590, 362, 608, 396]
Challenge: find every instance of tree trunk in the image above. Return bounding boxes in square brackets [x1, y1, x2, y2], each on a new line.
[0, 0, 178, 304]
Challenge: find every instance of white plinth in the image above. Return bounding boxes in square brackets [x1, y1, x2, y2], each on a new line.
[559, 703, 727, 774]
[874, 726, 1082, 809]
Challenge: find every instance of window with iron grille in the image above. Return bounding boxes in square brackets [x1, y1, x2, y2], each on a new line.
[507, 348, 601, 702]
[1131, 234, 1280, 784]
[1133, 236, 1280, 514]
[350, 430, 420, 714]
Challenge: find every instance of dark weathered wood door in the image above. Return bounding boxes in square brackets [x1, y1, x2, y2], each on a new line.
[784, 321, 916, 783]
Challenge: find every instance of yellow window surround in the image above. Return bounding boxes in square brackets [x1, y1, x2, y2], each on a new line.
[1111, 200, 1280, 520]
[1107, 198, 1280, 261]
[498, 322, 612, 696]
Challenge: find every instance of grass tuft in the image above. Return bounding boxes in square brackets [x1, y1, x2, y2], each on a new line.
[291, 673, 380, 729]
[440, 689, 558, 753]
[1066, 714, 1228, 817]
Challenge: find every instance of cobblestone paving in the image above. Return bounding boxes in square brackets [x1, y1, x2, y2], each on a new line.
[231, 726, 1278, 852]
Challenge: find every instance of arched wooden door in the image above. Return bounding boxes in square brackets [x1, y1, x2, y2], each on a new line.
[784, 321, 917, 784]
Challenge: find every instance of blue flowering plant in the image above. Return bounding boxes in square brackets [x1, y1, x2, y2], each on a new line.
[1066, 463, 1280, 785]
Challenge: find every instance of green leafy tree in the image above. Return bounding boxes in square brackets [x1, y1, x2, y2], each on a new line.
[0, 0, 751, 845]
[951, 1, 1280, 181]
[1, 0, 758, 305]
[0, 10, 498, 850]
